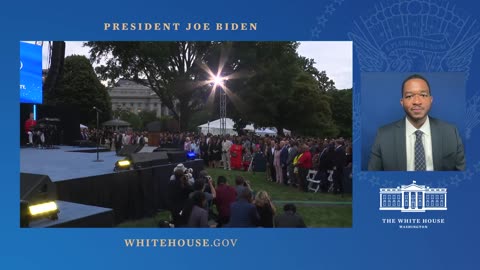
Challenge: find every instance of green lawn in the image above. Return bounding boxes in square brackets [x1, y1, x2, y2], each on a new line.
[117, 168, 352, 228]
[206, 168, 352, 202]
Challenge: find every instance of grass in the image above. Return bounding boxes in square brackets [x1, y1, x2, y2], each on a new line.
[207, 168, 352, 202]
[117, 167, 353, 228]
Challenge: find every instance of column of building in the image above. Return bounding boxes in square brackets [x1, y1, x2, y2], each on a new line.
[380, 192, 384, 208]
[444, 191, 447, 208]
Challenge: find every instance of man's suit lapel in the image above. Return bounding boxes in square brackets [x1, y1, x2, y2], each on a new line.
[429, 117, 442, 170]
[395, 120, 407, 170]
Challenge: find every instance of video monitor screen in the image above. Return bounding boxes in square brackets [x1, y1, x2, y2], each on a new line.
[20, 41, 42, 104]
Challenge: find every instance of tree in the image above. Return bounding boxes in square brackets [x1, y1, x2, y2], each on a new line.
[112, 108, 163, 131]
[225, 42, 338, 137]
[86, 41, 218, 131]
[327, 88, 352, 138]
[46, 55, 112, 126]
[112, 108, 141, 130]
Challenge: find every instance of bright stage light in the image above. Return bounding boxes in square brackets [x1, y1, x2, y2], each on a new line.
[28, 201, 58, 216]
[210, 74, 226, 89]
[213, 75, 224, 85]
[114, 159, 132, 171]
[186, 151, 196, 160]
[118, 160, 131, 167]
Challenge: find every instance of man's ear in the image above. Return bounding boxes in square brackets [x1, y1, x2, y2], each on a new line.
[400, 98, 403, 107]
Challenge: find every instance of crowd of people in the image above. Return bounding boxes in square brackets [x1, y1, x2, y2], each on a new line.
[79, 127, 149, 153]
[166, 166, 307, 228]
[111, 130, 352, 194]
[178, 133, 352, 194]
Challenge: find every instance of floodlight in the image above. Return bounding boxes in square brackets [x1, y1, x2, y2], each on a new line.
[186, 151, 197, 160]
[20, 200, 59, 227]
[114, 159, 131, 172]
[29, 201, 58, 216]
[118, 160, 131, 167]
[213, 75, 224, 85]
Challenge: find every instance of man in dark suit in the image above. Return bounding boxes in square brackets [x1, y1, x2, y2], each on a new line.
[286, 140, 298, 186]
[368, 74, 465, 171]
[333, 139, 346, 194]
[266, 140, 276, 181]
[280, 140, 289, 185]
[114, 132, 123, 155]
[225, 189, 259, 228]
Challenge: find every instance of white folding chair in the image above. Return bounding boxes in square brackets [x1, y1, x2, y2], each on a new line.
[306, 170, 320, 193]
[327, 170, 335, 193]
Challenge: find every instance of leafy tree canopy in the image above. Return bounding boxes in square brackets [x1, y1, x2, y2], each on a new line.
[45, 55, 112, 126]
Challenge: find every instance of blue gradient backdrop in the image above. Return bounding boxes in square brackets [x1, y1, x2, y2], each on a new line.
[361, 72, 466, 170]
[3, 0, 480, 269]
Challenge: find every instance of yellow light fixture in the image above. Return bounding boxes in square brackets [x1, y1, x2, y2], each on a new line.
[118, 160, 131, 167]
[29, 201, 58, 216]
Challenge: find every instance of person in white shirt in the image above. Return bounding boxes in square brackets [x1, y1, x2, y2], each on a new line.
[221, 135, 233, 170]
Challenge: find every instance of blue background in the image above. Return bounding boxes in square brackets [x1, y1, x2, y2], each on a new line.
[361, 72, 466, 170]
[4, 0, 480, 269]
[20, 42, 42, 104]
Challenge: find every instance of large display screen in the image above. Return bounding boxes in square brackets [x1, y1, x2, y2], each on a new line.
[20, 41, 42, 104]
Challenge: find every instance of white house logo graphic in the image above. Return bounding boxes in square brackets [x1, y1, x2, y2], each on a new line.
[379, 181, 447, 212]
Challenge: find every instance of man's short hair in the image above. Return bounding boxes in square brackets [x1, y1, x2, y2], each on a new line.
[193, 179, 206, 191]
[283, 203, 296, 213]
[239, 188, 252, 201]
[199, 170, 209, 178]
[217, 175, 227, 185]
[235, 175, 245, 186]
[401, 74, 431, 96]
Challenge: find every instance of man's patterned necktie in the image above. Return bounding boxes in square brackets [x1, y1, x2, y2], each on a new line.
[414, 130, 426, 171]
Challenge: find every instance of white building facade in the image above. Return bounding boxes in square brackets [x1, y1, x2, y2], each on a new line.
[109, 79, 170, 117]
[379, 181, 447, 212]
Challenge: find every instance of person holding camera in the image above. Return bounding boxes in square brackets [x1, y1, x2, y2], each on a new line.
[214, 176, 237, 227]
[190, 174, 216, 215]
[225, 188, 259, 228]
[234, 176, 253, 201]
[181, 191, 209, 228]
[254, 190, 276, 228]
[167, 169, 193, 227]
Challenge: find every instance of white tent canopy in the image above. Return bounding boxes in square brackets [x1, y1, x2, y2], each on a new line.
[255, 128, 276, 136]
[270, 127, 291, 136]
[198, 118, 288, 136]
[80, 124, 88, 129]
[198, 118, 238, 135]
[244, 124, 255, 131]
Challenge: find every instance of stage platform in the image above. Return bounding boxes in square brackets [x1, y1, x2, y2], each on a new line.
[20, 145, 157, 182]
[20, 145, 205, 225]
[28, 200, 114, 228]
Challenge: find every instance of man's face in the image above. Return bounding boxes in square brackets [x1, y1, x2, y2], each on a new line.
[400, 78, 433, 124]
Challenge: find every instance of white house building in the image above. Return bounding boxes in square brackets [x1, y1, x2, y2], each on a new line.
[379, 181, 447, 212]
[109, 79, 170, 117]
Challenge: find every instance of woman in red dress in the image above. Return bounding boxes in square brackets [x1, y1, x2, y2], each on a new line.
[230, 138, 243, 170]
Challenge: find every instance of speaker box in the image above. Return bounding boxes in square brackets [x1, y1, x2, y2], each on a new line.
[128, 152, 170, 169]
[160, 143, 182, 149]
[20, 173, 57, 203]
[167, 151, 187, 163]
[153, 147, 183, 152]
[118, 144, 144, 156]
